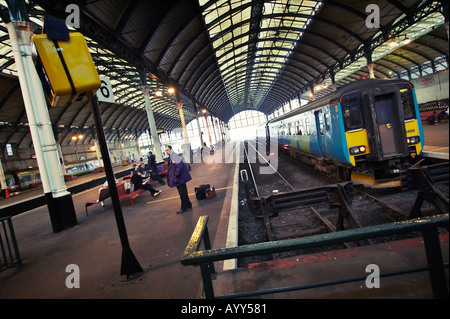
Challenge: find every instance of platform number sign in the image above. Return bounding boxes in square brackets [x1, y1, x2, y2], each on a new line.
[96, 76, 115, 103]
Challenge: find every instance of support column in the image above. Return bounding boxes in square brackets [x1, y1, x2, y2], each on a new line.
[203, 110, 213, 146]
[136, 136, 143, 161]
[365, 44, 375, 79]
[367, 63, 375, 79]
[93, 138, 102, 168]
[0, 158, 7, 191]
[210, 114, 217, 144]
[215, 119, 221, 145]
[5, 5, 76, 232]
[309, 83, 315, 101]
[177, 99, 189, 144]
[194, 103, 203, 148]
[140, 85, 163, 163]
[330, 71, 337, 91]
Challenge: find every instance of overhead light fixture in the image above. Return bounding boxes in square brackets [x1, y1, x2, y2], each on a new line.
[154, 89, 163, 97]
[167, 87, 175, 94]
[401, 36, 411, 45]
[202, 109, 207, 114]
[388, 38, 398, 47]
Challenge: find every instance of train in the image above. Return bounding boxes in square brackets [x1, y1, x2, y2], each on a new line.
[258, 79, 424, 188]
[4, 159, 100, 191]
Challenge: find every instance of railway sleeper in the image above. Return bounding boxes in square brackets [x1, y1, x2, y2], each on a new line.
[409, 167, 449, 219]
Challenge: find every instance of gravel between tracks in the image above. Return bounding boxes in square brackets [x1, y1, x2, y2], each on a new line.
[237, 152, 443, 267]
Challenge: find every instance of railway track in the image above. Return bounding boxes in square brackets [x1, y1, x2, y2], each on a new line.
[239, 140, 449, 262]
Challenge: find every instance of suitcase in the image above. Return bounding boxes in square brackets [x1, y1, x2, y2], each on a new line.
[205, 187, 216, 200]
[195, 184, 210, 200]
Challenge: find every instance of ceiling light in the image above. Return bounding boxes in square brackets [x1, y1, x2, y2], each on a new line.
[401, 36, 411, 45]
[154, 89, 163, 97]
[388, 38, 398, 47]
[167, 87, 175, 94]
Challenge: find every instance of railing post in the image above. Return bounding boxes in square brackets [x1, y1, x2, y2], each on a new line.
[202, 225, 216, 278]
[422, 228, 448, 299]
[200, 263, 215, 299]
[1, 217, 21, 272]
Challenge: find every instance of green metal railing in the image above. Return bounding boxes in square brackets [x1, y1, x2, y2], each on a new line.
[181, 214, 449, 299]
[0, 216, 21, 272]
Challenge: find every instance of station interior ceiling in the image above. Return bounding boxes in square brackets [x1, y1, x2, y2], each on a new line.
[0, 0, 448, 149]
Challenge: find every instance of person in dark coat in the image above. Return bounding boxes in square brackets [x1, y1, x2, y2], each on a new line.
[131, 168, 162, 197]
[147, 151, 166, 185]
[165, 145, 192, 214]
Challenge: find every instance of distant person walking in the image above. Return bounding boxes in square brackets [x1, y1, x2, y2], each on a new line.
[165, 145, 192, 214]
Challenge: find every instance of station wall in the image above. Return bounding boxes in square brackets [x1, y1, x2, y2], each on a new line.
[412, 69, 449, 104]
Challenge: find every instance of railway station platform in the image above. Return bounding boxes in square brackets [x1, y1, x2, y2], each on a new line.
[0, 124, 448, 300]
[422, 121, 449, 157]
[0, 147, 237, 299]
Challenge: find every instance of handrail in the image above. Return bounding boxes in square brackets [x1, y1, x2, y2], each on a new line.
[1, 216, 22, 273]
[181, 213, 449, 299]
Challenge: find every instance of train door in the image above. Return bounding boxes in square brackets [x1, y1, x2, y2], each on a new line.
[374, 94, 400, 156]
[364, 90, 406, 159]
[314, 109, 328, 157]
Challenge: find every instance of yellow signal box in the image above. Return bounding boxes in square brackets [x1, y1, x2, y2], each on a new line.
[32, 32, 101, 106]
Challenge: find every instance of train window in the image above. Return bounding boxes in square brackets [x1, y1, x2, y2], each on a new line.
[375, 94, 394, 124]
[400, 87, 415, 120]
[305, 118, 311, 135]
[324, 114, 331, 131]
[318, 116, 325, 135]
[341, 94, 363, 131]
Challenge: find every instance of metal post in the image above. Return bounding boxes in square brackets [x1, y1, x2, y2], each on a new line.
[200, 263, 215, 299]
[199, 224, 216, 298]
[91, 95, 143, 281]
[422, 228, 448, 299]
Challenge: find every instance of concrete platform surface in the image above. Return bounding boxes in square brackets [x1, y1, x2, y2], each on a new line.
[0, 150, 236, 299]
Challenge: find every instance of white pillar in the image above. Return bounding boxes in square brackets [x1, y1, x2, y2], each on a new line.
[6, 21, 69, 198]
[141, 85, 163, 163]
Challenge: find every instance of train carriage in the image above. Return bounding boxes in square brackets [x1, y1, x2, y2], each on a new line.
[264, 79, 424, 188]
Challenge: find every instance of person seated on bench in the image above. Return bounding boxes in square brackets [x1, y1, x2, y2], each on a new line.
[147, 151, 166, 185]
[131, 168, 162, 197]
[99, 177, 119, 206]
[435, 109, 449, 123]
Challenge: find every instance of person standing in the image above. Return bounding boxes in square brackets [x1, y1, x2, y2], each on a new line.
[165, 145, 192, 214]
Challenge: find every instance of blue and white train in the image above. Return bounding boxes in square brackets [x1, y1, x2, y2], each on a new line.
[259, 79, 424, 188]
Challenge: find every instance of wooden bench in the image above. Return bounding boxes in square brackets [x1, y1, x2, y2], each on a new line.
[85, 187, 111, 215]
[116, 181, 146, 209]
[85, 180, 150, 215]
[420, 111, 437, 125]
[419, 110, 449, 124]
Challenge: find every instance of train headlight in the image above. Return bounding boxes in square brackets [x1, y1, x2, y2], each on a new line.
[407, 136, 420, 144]
[349, 145, 367, 155]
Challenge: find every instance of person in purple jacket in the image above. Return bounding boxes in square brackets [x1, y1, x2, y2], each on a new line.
[165, 145, 192, 214]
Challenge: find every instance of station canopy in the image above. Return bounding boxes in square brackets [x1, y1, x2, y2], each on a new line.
[0, 0, 448, 147]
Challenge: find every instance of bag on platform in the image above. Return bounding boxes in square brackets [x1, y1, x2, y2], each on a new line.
[205, 186, 216, 200]
[195, 184, 210, 200]
[124, 180, 134, 194]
